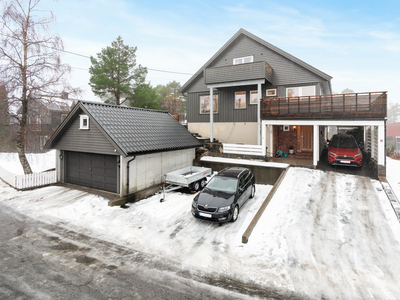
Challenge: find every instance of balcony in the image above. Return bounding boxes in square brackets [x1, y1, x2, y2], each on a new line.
[261, 92, 387, 120]
[205, 61, 273, 85]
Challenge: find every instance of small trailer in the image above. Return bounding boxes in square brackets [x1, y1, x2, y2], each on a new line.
[159, 166, 212, 202]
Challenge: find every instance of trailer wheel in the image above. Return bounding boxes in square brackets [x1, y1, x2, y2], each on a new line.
[200, 179, 207, 189]
[191, 181, 200, 191]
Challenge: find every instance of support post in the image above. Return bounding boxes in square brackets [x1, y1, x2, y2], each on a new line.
[257, 82, 261, 145]
[210, 87, 213, 143]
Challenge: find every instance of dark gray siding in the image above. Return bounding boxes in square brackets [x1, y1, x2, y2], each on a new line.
[188, 82, 322, 123]
[53, 114, 118, 155]
[186, 35, 326, 93]
[187, 86, 263, 123]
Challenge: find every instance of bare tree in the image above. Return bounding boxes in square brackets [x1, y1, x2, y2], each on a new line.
[0, 0, 78, 173]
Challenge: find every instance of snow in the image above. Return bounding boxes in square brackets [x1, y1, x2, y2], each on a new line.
[0, 150, 56, 174]
[1, 153, 400, 299]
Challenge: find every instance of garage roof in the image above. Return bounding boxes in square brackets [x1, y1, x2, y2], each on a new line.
[45, 101, 202, 156]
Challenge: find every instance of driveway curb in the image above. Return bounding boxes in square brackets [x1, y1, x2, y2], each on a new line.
[242, 167, 288, 244]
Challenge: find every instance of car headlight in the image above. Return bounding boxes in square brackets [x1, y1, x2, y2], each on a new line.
[218, 206, 230, 212]
[329, 151, 336, 156]
[355, 153, 362, 157]
[192, 199, 197, 208]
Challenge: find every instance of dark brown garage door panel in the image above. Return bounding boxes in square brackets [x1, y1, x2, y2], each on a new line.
[66, 151, 118, 193]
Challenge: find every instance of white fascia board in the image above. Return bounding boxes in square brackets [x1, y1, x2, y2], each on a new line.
[262, 120, 385, 126]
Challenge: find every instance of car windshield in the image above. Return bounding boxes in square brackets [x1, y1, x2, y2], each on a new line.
[330, 135, 358, 148]
[206, 176, 238, 193]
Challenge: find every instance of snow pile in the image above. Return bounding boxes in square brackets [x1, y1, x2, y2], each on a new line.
[1, 153, 400, 299]
[0, 150, 56, 174]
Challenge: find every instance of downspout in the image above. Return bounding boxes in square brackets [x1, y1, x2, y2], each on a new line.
[126, 156, 136, 196]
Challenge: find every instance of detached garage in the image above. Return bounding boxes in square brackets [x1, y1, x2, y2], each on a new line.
[45, 101, 202, 198]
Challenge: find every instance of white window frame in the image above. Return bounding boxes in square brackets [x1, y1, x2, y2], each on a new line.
[286, 86, 316, 97]
[233, 55, 253, 65]
[266, 89, 277, 97]
[250, 91, 258, 105]
[79, 115, 89, 130]
[235, 91, 247, 109]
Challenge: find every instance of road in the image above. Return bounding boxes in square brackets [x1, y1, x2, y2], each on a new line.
[0, 203, 260, 300]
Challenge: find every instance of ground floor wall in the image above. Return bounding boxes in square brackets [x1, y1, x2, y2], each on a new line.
[120, 148, 196, 197]
[188, 122, 258, 144]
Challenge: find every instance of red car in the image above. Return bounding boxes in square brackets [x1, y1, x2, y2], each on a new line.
[328, 134, 363, 167]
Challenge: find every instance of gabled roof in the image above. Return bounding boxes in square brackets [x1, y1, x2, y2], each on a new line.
[180, 28, 332, 93]
[45, 101, 202, 156]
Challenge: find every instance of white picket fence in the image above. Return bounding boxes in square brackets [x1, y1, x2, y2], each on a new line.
[0, 165, 56, 190]
[223, 143, 264, 156]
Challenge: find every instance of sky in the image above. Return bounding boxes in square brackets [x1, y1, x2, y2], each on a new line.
[35, 0, 400, 105]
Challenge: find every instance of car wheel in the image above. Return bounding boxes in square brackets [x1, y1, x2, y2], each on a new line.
[191, 181, 200, 191]
[231, 205, 239, 222]
[250, 185, 255, 198]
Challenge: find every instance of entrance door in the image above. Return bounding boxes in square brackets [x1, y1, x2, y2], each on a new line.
[298, 126, 313, 152]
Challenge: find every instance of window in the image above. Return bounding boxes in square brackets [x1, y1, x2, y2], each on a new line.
[235, 92, 246, 109]
[250, 91, 258, 105]
[266, 89, 277, 97]
[200, 95, 218, 114]
[233, 55, 253, 65]
[286, 86, 316, 97]
[80, 115, 89, 130]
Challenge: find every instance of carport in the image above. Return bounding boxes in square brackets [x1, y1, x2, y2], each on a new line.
[260, 92, 387, 176]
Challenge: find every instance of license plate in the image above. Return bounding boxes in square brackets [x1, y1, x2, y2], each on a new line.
[340, 161, 351, 164]
[199, 212, 212, 218]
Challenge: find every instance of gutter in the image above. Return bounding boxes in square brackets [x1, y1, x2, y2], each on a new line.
[126, 156, 136, 196]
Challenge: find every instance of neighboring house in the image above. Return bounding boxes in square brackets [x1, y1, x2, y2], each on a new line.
[387, 122, 400, 152]
[180, 28, 387, 175]
[12, 99, 71, 152]
[44, 101, 202, 197]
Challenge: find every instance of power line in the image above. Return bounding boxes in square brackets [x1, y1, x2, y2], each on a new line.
[0, 32, 193, 76]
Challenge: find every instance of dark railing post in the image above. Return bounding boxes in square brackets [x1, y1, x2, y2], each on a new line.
[343, 94, 345, 112]
[369, 92, 371, 111]
[355, 93, 358, 111]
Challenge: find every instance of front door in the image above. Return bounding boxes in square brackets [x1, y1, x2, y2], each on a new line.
[298, 126, 313, 152]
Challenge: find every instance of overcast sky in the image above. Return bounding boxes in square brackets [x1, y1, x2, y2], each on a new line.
[39, 0, 400, 105]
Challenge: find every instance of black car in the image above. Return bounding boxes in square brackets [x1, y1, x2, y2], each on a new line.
[191, 167, 256, 223]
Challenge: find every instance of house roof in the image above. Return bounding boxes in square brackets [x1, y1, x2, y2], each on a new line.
[45, 101, 202, 156]
[180, 28, 332, 93]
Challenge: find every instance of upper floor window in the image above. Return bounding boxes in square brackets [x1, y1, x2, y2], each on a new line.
[233, 55, 253, 65]
[79, 114, 89, 130]
[286, 86, 316, 98]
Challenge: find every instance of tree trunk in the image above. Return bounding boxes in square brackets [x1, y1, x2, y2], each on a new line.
[16, 124, 32, 174]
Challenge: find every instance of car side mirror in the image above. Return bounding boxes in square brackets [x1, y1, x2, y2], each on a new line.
[239, 187, 244, 194]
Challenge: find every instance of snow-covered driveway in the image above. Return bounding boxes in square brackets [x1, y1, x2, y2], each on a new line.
[1, 166, 400, 299]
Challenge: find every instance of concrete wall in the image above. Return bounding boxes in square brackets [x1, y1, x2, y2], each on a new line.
[119, 148, 196, 196]
[188, 122, 258, 144]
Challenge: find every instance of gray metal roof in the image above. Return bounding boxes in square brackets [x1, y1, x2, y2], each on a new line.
[46, 101, 202, 156]
[180, 28, 332, 93]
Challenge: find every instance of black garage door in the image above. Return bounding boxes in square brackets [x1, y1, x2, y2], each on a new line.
[66, 151, 118, 193]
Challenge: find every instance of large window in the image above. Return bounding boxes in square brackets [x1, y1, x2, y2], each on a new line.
[235, 91, 246, 109]
[250, 91, 258, 105]
[200, 95, 218, 114]
[286, 86, 316, 97]
[233, 55, 253, 65]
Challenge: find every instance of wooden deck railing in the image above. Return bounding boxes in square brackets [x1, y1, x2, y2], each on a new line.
[261, 91, 387, 120]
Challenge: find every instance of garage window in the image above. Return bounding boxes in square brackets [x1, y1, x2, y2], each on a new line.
[80, 115, 89, 130]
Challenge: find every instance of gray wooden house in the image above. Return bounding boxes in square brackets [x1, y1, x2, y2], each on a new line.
[180, 28, 387, 175]
[44, 101, 202, 196]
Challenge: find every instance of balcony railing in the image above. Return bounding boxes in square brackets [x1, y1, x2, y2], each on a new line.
[205, 61, 273, 85]
[261, 92, 387, 120]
